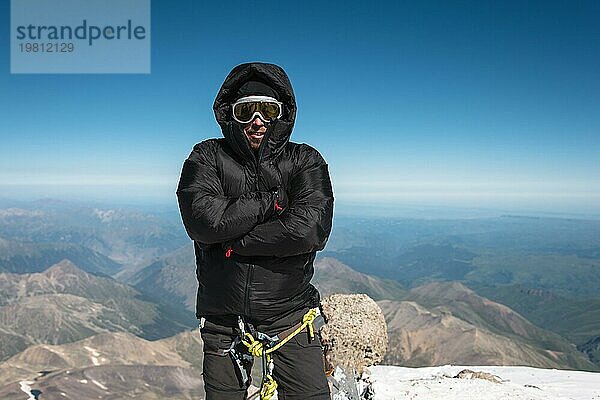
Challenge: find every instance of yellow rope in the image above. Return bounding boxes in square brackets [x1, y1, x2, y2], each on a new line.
[240, 308, 318, 400]
[268, 307, 317, 353]
[241, 333, 265, 357]
[260, 354, 278, 400]
[241, 308, 317, 357]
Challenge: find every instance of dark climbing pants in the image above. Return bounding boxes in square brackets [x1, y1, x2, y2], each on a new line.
[199, 307, 331, 400]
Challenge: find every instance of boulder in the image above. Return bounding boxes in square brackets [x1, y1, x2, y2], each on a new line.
[320, 294, 388, 374]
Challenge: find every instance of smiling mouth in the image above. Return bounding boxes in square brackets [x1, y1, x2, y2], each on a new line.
[247, 131, 265, 139]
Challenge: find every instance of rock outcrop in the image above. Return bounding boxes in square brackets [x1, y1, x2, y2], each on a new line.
[320, 293, 388, 374]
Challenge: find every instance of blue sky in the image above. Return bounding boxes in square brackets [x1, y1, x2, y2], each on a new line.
[1, 0, 599, 214]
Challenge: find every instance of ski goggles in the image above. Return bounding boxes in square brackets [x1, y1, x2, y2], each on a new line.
[232, 96, 283, 124]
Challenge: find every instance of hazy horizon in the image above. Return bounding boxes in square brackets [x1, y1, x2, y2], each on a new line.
[1, 185, 599, 221]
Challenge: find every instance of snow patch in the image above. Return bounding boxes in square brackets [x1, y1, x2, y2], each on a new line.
[84, 346, 100, 356]
[18, 380, 37, 400]
[370, 365, 600, 400]
[92, 379, 108, 390]
[92, 208, 119, 223]
[84, 345, 101, 365]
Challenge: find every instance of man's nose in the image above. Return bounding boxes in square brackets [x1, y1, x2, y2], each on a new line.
[252, 116, 265, 126]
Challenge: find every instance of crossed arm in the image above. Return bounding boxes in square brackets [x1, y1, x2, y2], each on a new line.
[176, 141, 279, 244]
[176, 142, 334, 257]
[230, 147, 334, 257]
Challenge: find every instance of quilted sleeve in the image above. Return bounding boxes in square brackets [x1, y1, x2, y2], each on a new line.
[176, 141, 279, 245]
[229, 145, 334, 257]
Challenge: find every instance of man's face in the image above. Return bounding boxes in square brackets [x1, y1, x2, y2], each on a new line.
[243, 116, 268, 152]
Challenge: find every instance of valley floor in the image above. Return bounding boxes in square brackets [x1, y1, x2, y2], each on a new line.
[370, 365, 600, 400]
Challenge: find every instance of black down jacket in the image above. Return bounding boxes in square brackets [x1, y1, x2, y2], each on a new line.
[176, 62, 334, 324]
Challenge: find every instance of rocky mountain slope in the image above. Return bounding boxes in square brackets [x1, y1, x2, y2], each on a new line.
[313, 256, 408, 300]
[0, 260, 191, 362]
[126, 250, 596, 370]
[129, 244, 197, 313]
[0, 330, 204, 399]
[0, 237, 121, 276]
[379, 299, 596, 370]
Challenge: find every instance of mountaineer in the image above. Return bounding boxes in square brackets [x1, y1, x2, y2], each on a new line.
[176, 62, 334, 400]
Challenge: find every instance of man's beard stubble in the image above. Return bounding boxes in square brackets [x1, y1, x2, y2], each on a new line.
[247, 134, 263, 151]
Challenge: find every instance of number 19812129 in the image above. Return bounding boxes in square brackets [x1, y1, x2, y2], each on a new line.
[19, 43, 75, 53]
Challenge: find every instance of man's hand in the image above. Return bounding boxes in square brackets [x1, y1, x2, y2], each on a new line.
[273, 185, 288, 217]
[256, 160, 289, 218]
[257, 185, 288, 223]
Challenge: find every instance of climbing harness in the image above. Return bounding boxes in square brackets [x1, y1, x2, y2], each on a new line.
[235, 307, 326, 400]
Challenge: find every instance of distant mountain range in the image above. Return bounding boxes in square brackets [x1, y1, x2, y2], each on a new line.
[1, 199, 599, 387]
[128, 244, 197, 313]
[0, 201, 188, 270]
[121, 248, 599, 371]
[319, 214, 600, 363]
[311, 257, 596, 370]
[470, 283, 600, 345]
[312, 257, 407, 300]
[0, 237, 121, 276]
[0, 260, 193, 362]
[380, 282, 596, 370]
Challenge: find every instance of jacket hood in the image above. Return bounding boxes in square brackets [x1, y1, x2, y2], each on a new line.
[213, 62, 297, 164]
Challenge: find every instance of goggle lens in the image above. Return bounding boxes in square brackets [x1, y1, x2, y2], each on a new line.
[233, 101, 282, 123]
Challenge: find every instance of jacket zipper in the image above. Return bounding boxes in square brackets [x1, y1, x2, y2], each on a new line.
[241, 163, 259, 317]
[244, 122, 272, 317]
[244, 263, 254, 316]
[255, 162, 260, 191]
